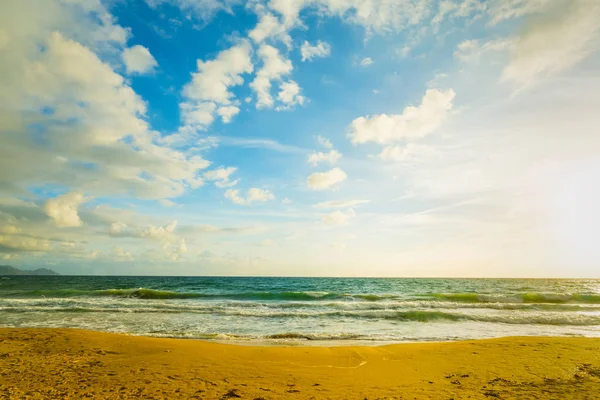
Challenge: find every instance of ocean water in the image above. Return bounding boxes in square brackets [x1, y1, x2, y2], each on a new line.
[1, 276, 600, 344]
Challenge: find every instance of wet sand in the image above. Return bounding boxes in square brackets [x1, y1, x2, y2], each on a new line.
[1, 328, 599, 399]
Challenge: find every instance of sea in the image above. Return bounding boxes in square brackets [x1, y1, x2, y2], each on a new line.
[1, 276, 599, 345]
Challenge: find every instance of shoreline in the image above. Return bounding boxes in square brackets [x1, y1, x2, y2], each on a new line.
[5, 325, 599, 347]
[2, 328, 600, 399]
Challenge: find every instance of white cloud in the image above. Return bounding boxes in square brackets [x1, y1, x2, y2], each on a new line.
[218, 136, 306, 154]
[359, 57, 373, 67]
[454, 38, 513, 63]
[310, 0, 432, 33]
[144, 0, 238, 23]
[180, 41, 253, 130]
[276, 80, 306, 109]
[314, 200, 370, 209]
[379, 143, 435, 162]
[159, 199, 177, 207]
[250, 44, 293, 109]
[216, 105, 240, 123]
[301, 40, 331, 61]
[308, 150, 342, 166]
[225, 188, 275, 205]
[122, 45, 158, 74]
[113, 246, 133, 261]
[109, 221, 128, 235]
[141, 220, 178, 240]
[487, 0, 552, 25]
[501, 0, 600, 88]
[317, 135, 334, 149]
[427, 73, 449, 88]
[204, 167, 239, 188]
[348, 89, 456, 145]
[248, 188, 275, 202]
[322, 209, 356, 226]
[249, 13, 292, 46]
[307, 168, 347, 190]
[164, 238, 188, 261]
[398, 45, 412, 58]
[0, 3, 209, 200]
[242, 0, 445, 48]
[183, 43, 252, 103]
[431, 0, 487, 28]
[43, 192, 88, 228]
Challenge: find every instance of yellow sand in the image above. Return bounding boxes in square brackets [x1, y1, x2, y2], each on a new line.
[1, 329, 599, 399]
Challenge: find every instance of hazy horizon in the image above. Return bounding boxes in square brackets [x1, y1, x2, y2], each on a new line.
[1, 0, 599, 278]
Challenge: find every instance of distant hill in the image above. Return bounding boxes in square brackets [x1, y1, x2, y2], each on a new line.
[0, 265, 60, 276]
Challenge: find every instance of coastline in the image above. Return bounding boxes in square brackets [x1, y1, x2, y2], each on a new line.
[1, 328, 600, 399]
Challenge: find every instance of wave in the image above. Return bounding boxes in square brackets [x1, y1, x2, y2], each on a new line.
[428, 293, 600, 304]
[265, 332, 364, 340]
[9, 288, 399, 301]
[6, 287, 600, 305]
[18, 288, 344, 301]
[4, 298, 600, 315]
[3, 303, 600, 326]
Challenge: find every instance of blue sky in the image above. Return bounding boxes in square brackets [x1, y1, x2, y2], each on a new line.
[1, 0, 600, 277]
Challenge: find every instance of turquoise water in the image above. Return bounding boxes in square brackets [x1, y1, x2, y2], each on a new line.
[1, 276, 600, 343]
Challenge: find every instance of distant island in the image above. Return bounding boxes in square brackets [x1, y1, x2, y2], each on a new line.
[0, 265, 60, 276]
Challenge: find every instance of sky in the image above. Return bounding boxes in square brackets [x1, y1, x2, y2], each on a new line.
[0, 0, 599, 277]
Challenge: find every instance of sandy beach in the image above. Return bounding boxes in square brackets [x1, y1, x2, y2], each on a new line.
[0, 329, 599, 399]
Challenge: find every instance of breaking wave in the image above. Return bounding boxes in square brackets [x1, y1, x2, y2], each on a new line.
[10, 288, 600, 304]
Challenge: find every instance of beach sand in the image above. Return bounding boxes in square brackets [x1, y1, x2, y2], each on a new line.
[1, 329, 599, 399]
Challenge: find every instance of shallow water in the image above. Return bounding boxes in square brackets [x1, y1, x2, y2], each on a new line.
[1, 276, 599, 343]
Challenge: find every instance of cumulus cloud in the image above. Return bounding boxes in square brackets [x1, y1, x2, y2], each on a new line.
[301, 40, 331, 61]
[109, 221, 128, 235]
[141, 220, 178, 240]
[225, 188, 275, 205]
[107, 219, 183, 246]
[43, 192, 89, 228]
[501, 0, 600, 88]
[122, 45, 158, 74]
[204, 167, 239, 188]
[0, 233, 51, 254]
[317, 135, 334, 149]
[250, 44, 293, 109]
[0, 2, 209, 201]
[348, 89, 456, 145]
[277, 80, 306, 109]
[359, 57, 373, 67]
[249, 12, 292, 45]
[314, 200, 370, 209]
[309, 135, 341, 166]
[307, 168, 347, 190]
[180, 41, 253, 130]
[308, 150, 342, 166]
[216, 105, 241, 123]
[322, 209, 356, 226]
